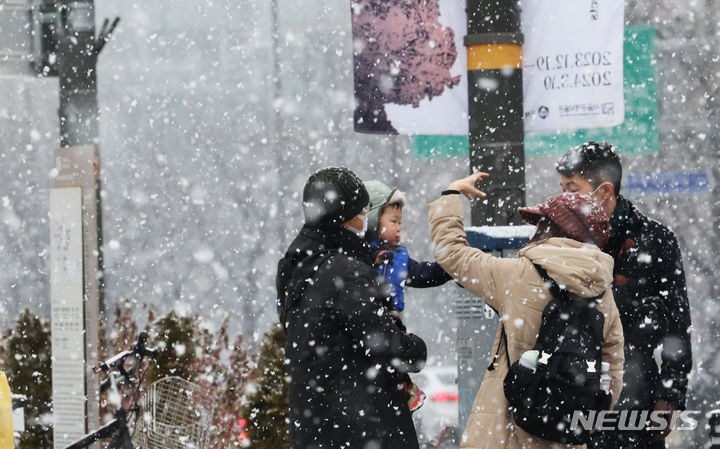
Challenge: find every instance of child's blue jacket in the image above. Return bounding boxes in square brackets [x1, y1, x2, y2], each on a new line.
[366, 230, 452, 311]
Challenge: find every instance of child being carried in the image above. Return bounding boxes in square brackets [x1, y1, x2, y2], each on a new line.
[364, 180, 454, 412]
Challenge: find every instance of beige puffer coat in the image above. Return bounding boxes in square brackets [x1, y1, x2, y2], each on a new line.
[429, 194, 624, 449]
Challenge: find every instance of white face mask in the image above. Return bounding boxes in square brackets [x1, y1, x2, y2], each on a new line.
[588, 184, 609, 207]
[343, 212, 367, 237]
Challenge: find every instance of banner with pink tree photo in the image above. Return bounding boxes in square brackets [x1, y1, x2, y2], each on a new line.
[351, 0, 469, 135]
[351, 0, 625, 137]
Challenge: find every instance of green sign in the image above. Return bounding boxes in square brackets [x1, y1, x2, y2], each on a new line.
[411, 25, 658, 158]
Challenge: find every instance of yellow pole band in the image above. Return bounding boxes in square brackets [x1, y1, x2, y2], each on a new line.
[467, 44, 522, 70]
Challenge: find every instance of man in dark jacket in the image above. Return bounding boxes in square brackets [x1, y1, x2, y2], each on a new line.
[277, 167, 427, 449]
[557, 142, 692, 449]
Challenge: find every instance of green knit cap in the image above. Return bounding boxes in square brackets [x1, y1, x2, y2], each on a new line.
[364, 180, 406, 233]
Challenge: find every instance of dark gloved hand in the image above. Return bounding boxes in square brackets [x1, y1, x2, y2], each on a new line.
[391, 311, 407, 332]
[404, 333, 427, 372]
[625, 296, 669, 348]
[373, 248, 395, 269]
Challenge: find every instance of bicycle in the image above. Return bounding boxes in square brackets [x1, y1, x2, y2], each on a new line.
[63, 332, 215, 449]
[63, 331, 158, 449]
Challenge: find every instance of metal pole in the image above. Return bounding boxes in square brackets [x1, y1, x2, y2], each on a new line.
[264, 0, 282, 337]
[465, 0, 526, 226]
[456, 0, 527, 432]
[58, 0, 99, 148]
[271, 0, 283, 248]
[56, 2, 119, 314]
[56, 1, 106, 309]
[54, 1, 118, 439]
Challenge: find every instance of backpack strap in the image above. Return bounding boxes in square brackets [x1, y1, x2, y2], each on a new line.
[533, 263, 571, 302]
[486, 299, 510, 372]
[533, 263, 606, 357]
[487, 323, 512, 372]
[533, 263, 605, 304]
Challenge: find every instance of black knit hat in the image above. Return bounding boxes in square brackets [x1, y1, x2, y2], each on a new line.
[303, 167, 369, 225]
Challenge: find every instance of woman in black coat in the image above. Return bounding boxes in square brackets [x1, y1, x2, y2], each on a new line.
[277, 167, 427, 449]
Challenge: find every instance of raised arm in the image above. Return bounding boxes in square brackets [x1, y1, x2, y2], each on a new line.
[428, 173, 517, 312]
[405, 257, 452, 288]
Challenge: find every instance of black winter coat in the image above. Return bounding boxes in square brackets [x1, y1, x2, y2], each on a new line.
[277, 225, 427, 449]
[603, 197, 692, 411]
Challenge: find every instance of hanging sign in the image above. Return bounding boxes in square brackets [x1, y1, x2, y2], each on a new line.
[522, 0, 625, 131]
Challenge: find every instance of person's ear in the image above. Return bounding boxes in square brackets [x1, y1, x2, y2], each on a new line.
[599, 181, 616, 199]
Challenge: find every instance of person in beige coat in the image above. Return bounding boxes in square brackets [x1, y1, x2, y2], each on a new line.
[429, 173, 625, 449]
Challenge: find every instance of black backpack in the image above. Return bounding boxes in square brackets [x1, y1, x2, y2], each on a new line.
[500, 264, 611, 444]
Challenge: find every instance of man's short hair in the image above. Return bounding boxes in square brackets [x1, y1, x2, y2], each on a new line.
[556, 141, 622, 194]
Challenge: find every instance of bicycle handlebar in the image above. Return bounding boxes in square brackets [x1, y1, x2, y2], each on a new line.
[66, 332, 156, 449]
[134, 331, 159, 359]
[94, 331, 158, 374]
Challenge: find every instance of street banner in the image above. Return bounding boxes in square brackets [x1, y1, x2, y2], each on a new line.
[413, 26, 654, 158]
[625, 171, 713, 198]
[351, 0, 468, 135]
[353, 0, 624, 136]
[522, 0, 625, 131]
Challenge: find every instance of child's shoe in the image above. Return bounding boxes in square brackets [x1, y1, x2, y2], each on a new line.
[405, 382, 426, 412]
